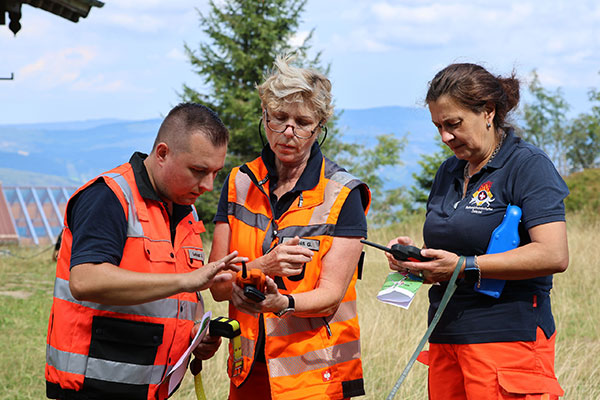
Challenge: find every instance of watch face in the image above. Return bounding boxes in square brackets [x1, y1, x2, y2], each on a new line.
[464, 267, 479, 285]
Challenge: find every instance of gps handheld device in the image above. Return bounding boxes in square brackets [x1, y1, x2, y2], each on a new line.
[360, 239, 432, 262]
[235, 261, 266, 302]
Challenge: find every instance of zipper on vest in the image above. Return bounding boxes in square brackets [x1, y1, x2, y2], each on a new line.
[323, 317, 332, 338]
[240, 164, 269, 196]
[258, 175, 269, 186]
[298, 192, 303, 207]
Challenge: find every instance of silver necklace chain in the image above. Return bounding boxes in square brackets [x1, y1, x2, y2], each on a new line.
[463, 132, 506, 180]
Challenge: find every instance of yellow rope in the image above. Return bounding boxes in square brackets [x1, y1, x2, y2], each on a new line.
[194, 373, 207, 400]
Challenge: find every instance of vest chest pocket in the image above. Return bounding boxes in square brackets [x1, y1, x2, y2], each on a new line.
[143, 238, 176, 263]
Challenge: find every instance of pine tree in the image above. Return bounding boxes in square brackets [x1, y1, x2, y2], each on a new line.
[180, 0, 320, 224]
[181, 0, 404, 226]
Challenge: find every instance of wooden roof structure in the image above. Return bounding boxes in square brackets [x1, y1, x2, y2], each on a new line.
[1, 0, 104, 35]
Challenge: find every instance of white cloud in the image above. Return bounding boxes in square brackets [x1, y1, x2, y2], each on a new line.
[107, 0, 204, 11]
[535, 69, 566, 88]
[371, 2, 441, 23]
[3, 0, 600, 121]
[0, 141, 17, 150]
[18, 47, 96, 89]
[106, 13, 165, 33]
[70, 74, 125, 93]
[167, 48, 187, 61]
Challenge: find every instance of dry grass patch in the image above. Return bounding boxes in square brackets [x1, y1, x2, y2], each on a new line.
[1, 211, 597, 399]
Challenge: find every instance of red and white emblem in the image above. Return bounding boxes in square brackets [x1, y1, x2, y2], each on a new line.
[469, 181, 495, 207]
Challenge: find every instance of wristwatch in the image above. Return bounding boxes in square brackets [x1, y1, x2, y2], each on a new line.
[464, 255, 481, 288]
[275, 294, 295, 318]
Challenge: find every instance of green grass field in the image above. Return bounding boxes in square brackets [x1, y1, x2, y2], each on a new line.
[0, 212, 598, 399]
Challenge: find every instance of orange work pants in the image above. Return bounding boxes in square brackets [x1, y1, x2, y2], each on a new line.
[419, 328, 564, 400]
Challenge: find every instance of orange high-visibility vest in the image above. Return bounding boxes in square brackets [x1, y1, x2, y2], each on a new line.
[45, 161, 206, 400]
[226, 156, 371, 400]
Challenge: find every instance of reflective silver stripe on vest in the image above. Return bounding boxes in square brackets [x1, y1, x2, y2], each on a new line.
[46, 344, 165, 385]
[234, 169, 253, 206]
[227, 202, 270, 231]
[53, 278, 195, 321]
[277, 223, 335, 239]
[310, 178, 342, 225]
[267, 339, 361, 378]
[86, 356, 165, 385]
[329, 170, 356, 187]
[265, 300, 357, 337]
[324, 159, 361, 189]
[47, 343, 87, 375]
[105, 172, 145, 238]
[240, 335, 255, 359]
[179, 299, 196, 321]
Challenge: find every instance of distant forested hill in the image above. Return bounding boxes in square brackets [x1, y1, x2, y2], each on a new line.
[0, 106, 437, 188]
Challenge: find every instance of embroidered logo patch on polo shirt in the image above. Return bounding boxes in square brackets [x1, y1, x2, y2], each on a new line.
[466, 181, 496, 213]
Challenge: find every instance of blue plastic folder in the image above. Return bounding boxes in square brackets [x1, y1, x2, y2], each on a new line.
[474, 204, 522, 298]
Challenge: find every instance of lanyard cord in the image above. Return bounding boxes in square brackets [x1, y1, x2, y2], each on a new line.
[386, 256, 465, 400]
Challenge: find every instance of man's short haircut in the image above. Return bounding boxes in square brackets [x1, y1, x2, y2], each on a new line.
[152, 103, 229, 152]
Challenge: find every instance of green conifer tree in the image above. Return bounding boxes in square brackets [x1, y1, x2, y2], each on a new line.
[181, 0, 403, 227]
[408, 139, 453, 210]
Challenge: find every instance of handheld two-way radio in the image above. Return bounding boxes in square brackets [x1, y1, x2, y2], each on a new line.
[235, 261, 266, 302]
[360, 239, 432, 262]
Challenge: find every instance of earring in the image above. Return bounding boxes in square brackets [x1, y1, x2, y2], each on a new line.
[486, 122, 491, 130]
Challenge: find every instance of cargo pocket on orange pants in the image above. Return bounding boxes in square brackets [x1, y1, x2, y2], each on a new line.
[497, 368, 564, 399]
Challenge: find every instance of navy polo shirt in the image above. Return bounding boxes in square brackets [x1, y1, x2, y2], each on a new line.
[214, 142, 368, 237]
[68, 152, 193, 269]
[423, 129, 569, 344]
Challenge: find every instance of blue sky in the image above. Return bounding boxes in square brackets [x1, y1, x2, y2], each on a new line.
[1, 0, 599, 124]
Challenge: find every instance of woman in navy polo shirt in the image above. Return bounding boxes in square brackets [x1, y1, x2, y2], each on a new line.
[387, 63, 569, 400]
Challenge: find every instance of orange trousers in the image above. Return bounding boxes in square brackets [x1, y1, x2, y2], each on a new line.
[418, 328, 564, 400]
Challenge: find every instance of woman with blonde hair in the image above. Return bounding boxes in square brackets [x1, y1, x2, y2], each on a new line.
[210, 55, 371, 400]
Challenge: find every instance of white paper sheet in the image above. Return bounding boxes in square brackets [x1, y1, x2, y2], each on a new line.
[163, 311, 211, 395]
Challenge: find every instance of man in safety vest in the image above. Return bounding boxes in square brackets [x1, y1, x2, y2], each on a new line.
[45, 103, 245, 400]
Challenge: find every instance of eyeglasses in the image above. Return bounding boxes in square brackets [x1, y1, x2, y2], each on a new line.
[264, 109, 323, 139]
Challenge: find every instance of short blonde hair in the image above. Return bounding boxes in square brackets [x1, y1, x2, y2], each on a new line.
[257, 54, 334, 122]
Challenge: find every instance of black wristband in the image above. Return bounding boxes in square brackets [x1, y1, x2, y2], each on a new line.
[275, 294, 295, 318]
[464, 255, 481, 287]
